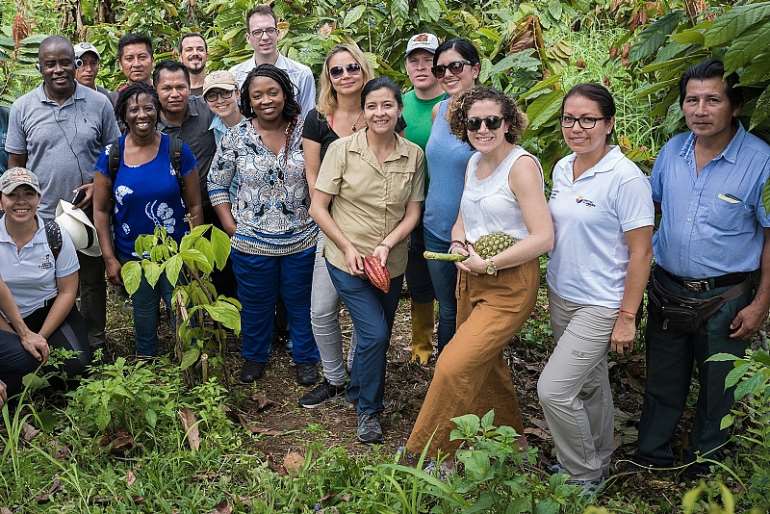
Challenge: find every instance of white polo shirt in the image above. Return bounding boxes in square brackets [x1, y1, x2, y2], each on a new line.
[0, 215, 79, 317]
[547, 146, 654, 308]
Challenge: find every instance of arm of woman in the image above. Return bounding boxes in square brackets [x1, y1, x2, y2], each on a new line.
[0, 279, 48, 361]
[309, 191, 363, 276]
[182, 170, 203, 227]
[38, 272, 78, 341]
[469, 156, 553, 273]
[208, 134, 238, 235]
[303, 138, 322, 199]
[93, 172, 122, 286]
[611, 226, 653, 353]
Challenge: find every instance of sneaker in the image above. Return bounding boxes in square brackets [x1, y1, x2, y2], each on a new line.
[298, 380, 346, 408]
[566, 477, 605, 498]
[296, 363, 319, 386]
[240, 361, 266, 383]
[548, 463, 568, 475]
[356, 413, 383, 444]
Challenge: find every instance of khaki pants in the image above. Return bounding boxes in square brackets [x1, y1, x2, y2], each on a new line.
[406, 259, 539, 457]
[537, 292, 617, 481]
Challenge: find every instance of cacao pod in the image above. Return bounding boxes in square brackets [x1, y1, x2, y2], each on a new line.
[364, 256, 390, 294]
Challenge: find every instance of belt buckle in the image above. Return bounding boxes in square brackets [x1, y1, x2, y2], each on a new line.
[683, 280, 709, 292]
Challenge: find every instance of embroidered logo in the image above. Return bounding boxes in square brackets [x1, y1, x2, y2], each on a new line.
[575, 196, 596, 207]
[40, 253, 54, 270]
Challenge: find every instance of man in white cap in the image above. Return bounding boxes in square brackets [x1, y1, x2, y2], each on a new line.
[74, 42, 112, 103]
[401, 33, 445, 365]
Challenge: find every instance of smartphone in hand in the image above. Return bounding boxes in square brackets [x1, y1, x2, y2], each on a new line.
[72, 188, 87, 206]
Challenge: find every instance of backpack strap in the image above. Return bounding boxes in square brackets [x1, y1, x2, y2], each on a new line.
[168, 134, 185, 194]
[44, 219, 62, 260]
[108, 138, 122, 184]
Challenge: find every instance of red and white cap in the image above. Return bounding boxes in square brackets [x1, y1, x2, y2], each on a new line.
[406, 33, 439, 56]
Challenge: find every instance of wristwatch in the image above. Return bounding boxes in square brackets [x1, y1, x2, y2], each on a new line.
[485, 258, 497, 276]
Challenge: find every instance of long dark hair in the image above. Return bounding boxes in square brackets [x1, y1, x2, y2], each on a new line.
[240, 64, 301, 164]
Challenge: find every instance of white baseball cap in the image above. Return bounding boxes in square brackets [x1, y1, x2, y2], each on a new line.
[406, 33, 439, 56]
[74, 42, 101, 61]
[55, 200, 101, 257]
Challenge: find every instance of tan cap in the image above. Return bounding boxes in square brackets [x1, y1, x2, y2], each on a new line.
[202, 70, 238, 97]
[406, 33, 439, 56]
[0, 167, 41, 195]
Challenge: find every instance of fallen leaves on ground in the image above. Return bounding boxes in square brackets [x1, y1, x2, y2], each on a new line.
[178, 408, 201, 451]
[236, 412, 282, 437]
[250, 392, 275, 412]
[21, 422, 40, 443]
[34, 477, 61, 503]
[209, 500, 232, 514]
[125, 469, 136, 487]
[283, 451, 305, 474]
[99, 429, 135, 456]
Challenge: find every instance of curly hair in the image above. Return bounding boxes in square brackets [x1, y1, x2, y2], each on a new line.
[448, 86, 527, 146]
[114, 82, 161, 130]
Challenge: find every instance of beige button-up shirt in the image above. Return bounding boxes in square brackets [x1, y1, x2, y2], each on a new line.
[315, 130, 425, 277]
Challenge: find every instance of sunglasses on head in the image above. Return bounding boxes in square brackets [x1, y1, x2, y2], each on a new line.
[329, 62, 362, 79]
[467, 115, 504, 132]
[431, 60, 471, 79]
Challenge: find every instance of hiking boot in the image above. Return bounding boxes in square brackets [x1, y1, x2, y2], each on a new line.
[295, 363, 319, 386]
[298, 380, 346, 408]
[240, 361, 266, 383]
[356, 413, 383, 444]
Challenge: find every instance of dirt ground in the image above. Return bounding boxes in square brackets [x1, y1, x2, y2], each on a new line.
[105, 285, 702, 503]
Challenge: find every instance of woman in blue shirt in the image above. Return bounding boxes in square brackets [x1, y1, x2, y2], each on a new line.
[93, 83, 202, 356]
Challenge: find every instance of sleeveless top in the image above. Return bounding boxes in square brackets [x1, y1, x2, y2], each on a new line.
[460, 145, 543, 243]
[423, 99, 475, 241]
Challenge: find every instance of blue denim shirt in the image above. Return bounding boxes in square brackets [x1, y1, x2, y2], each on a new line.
[651, 123, 770, 278]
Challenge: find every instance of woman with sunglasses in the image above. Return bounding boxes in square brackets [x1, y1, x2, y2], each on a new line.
[407, 86, 552, 461]
[538, 83, 653, 492]
[208, 65, 320, 385]
[422, 38, 479, 355]
[299, 43, 405, 408]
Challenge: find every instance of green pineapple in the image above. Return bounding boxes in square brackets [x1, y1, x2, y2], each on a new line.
[473, 232, 517, 259]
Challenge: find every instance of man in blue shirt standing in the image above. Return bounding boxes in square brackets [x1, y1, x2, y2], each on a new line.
[637, 59, 770, 475]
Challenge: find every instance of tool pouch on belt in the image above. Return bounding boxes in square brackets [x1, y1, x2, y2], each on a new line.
[647, 272, 754, 334]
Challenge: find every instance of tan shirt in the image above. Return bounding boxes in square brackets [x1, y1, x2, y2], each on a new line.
[315, 130, 425, 277]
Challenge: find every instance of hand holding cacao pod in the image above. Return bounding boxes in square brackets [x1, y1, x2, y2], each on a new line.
[363, 255, 390, 293]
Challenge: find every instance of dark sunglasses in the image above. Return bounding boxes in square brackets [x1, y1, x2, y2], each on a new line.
[204, 89, 235, 102]
[431, 60, 471, 79]
[329, 63, 362, 79]
[467, 116, 504, 132]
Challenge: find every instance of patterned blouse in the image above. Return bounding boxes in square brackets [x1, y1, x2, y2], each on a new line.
[207, 117, 317, 256]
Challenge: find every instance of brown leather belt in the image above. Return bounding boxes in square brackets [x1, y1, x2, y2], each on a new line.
[657, 267, 753, 293]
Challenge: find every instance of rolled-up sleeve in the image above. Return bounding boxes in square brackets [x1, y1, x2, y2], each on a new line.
[315, 139, 345, 195]
[207, 130, 237, 206]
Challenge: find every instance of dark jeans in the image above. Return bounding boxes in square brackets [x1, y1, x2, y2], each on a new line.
[230, 247, 318, 364]
[405, 223, 434, 304]
[637, 267, 754, 466]
[121, 257, 174, 356]
[423, 229, 457, 352]
[0, 303, 91, 398]
[327, 261, 403, 416]
[78, 252, 106, 347]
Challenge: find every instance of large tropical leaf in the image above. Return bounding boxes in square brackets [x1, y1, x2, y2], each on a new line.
[703, 2, 770, 48]
[630, 11, 685, 63]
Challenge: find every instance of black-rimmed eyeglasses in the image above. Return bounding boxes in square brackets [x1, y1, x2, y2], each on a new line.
[560, 115, 607, 129]
[250, 27, 278, 38]
[204, 89, 235, 102]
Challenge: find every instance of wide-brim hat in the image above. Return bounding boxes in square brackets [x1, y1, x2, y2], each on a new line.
[55, 200, 101, 257]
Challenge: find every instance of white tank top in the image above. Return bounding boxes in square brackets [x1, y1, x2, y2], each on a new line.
[460, 145, 543, 243]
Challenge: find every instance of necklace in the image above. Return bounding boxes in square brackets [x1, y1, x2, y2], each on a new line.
[351, 111, 364, 132]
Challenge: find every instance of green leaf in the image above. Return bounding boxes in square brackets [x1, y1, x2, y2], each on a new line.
[180, 249, 213, 274]
[210, 226, 231, 270]
[534, 499, 561, 514]
[450, 413, 480, 439]
[343, 4, 366, 27]
[525, 90, 563, 130]
[164, 254, 184, 285]
[480, 409, 496, 431]
[180, 347, 201, 370]
[630, 11, 684, 63]
[720, 413, 734, 430]
[95, 405, 111, 431]
[724, 363, 751, 389]
[739, 57, 770, 86]
[734, 370, 767, 401]
[416, 0, 441, 22]
[519, 74, 561, 101]
[145, 409, 158, 428]
[141, 260, 163, 288]
[671, 28, 706, 46]
[753, 350, 770, 366]
[547, 0, 562, 20]
[22, 373, 49, 391]
[682, 484, 704, 513]
[121, 261, 143, 296]
[707, 352, 742, 362]
[490, 49, 540, 75]
[750, 83, 770, 130]
[703, 3, 770, 48]
[188, 224, 211, 240]
[723, 21, 770, 73]
[456, 449, 491, 481]
[203, 301, 241, 334]
[193, 238, 214, 265]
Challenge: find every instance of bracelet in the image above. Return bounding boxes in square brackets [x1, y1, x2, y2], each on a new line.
[449, 242, 465, 253]
[450, 240, 467, 247]
[619, 309, 636, 317]
[377, 242, 392, 250]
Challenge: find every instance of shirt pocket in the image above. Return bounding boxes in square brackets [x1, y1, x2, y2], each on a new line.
[708, 196, 753, 233]
[385, 168, 415, 205]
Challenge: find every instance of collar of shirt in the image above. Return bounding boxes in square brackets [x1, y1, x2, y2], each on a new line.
[562, 145, 625, 182]
[158, 97, 201, 130]
[678, 122, 746, 165]
[0, 215, 46, 248]
[348, 129, 411, 167]
[34, 82, 85, 107]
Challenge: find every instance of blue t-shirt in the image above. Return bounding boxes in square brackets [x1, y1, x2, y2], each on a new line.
[95, 133, 197, 260]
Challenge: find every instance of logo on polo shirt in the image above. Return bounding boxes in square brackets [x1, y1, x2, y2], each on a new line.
[40, 253, 54, 270]
[575, 196, 596, 208]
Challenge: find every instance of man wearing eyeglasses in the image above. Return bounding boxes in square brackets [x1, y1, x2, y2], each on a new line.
[229, 4, 316, 116]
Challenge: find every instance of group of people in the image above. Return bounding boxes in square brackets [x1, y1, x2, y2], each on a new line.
[1, 3, 769, 493]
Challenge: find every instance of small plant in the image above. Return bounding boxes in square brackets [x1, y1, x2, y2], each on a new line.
[121, 224, 241, 386]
